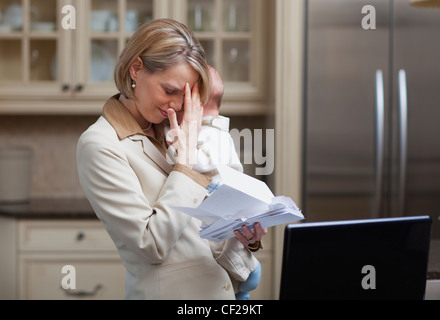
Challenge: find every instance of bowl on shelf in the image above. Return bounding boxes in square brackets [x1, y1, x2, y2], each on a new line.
[31, 21, 56, 32]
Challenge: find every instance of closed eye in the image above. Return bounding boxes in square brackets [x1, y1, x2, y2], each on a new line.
[162, 84, 183, 96]
[163, 85, 178, 95]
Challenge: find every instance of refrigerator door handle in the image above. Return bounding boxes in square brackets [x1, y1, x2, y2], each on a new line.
[398, 69, 408, 216]
[374, 70, 385, 218]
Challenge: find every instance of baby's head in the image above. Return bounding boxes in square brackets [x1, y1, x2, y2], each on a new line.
[203, 66, 224, 117]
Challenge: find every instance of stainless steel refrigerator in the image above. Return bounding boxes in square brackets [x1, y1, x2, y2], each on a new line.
[303, 0, 440, 250]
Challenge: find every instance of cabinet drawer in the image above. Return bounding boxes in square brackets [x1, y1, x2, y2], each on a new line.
[19, 255, 125, 300]
[19, 220, 116, 251]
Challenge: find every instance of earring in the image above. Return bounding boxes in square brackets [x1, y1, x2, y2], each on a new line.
[132, 81, 136, 89]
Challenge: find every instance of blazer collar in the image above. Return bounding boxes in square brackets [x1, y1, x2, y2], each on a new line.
[102, 94, 173, 175]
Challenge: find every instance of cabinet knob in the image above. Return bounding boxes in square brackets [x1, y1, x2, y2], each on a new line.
[76, 232, 85, 241]
[62, 84, 70, 92]
[75, 84, 84, 92]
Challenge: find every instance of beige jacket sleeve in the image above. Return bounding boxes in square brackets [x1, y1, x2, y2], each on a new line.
[210, 238, 259, 292]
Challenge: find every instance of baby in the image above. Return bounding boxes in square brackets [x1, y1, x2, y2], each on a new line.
[193, 66, 243, 193]
[171, 66, 261, 300]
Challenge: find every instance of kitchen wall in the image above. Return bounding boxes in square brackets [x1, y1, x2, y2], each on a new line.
[0, 115, 98, 199]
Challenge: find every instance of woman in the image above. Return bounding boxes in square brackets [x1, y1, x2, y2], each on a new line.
[77, 19, 266, 300]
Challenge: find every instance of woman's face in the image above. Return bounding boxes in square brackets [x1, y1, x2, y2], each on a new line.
[132, 60, 199, 125]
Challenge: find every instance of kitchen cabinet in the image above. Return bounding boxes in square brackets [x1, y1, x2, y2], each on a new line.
[17, 220, 126, 299]
[0, 199, 126, 300]
[0, 0, 269, 115]
[0, 0, 165, 112]
[0, 216, 126, 300]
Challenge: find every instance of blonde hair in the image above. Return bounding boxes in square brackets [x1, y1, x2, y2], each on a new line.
[114, 19, 211, 103]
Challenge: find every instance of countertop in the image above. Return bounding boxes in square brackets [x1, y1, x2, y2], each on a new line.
[0, 198, 96, 219]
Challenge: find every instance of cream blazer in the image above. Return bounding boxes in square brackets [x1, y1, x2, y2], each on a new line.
[76, 96, 257, 300]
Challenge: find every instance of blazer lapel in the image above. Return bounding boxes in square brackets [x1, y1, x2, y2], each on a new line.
[130, 135, 173, 175]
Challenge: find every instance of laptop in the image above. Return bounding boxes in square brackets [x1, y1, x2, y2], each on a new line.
[279, 216, 432, 300]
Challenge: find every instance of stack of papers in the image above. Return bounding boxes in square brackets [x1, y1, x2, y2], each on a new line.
[175, 165, 304, 242]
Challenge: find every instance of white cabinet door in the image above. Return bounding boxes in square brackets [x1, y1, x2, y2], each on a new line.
[20, 255, 126, 300]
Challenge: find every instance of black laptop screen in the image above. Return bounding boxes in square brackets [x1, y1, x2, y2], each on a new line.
[279, 216, 431, 300]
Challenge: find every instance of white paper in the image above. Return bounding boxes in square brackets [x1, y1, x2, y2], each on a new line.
[175, 165, 304, 241]
[216, 165, 274, 204]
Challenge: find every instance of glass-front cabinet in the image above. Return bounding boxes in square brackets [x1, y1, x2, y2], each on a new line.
[0, 0, 164, 103]
[75, 0, 162, 98]
[181, 0, 267, 114]
[0, 0, 65, 99]
[0, 0, 268, 114]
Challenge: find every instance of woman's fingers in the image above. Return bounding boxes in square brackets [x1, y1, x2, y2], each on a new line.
[182, 83, 202, 122]
[168, 108, 178, 130]
[191, 82, 200, 107]
[168, 82, 201, 168]
[234, 229, 249, 245]
[184, 82, 192, 114]
[234, 222, 267, 247]
[190, 84, 203, 135]
[254, 222, 267, 240]
[166, 109, 179, 147]
[242, 225, 254, 241]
